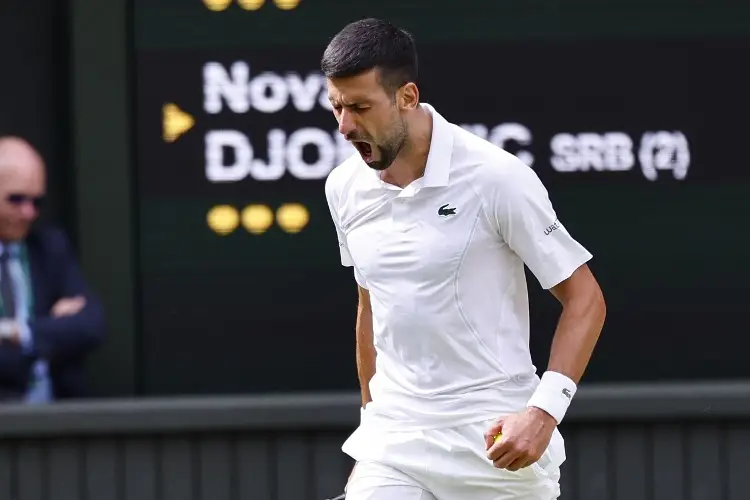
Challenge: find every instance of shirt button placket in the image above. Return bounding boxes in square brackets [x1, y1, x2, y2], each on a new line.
[392, 195, 407, 229]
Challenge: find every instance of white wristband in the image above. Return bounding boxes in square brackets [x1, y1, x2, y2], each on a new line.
[526, 371, 577, 424]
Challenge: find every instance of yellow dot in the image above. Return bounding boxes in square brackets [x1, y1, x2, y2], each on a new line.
[273, 0, 300, 10]
[238, 0, 265, 10]
[242, 204, 274, 235]
[276, 203, 309, 234]
[203, 0, 232, 11]
[207, 205, 239, 235]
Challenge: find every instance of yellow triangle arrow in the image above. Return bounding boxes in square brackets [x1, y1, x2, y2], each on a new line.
[162, 103, 195, 143]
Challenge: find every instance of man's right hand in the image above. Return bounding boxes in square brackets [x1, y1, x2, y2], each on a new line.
[0, 319, 19, 344]
[51, 296, 86, 317]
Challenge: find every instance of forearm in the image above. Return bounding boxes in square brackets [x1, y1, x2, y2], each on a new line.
[355, 302, 376, 408]
[28, 301, 106, 358]
[547, 284, 606, 383]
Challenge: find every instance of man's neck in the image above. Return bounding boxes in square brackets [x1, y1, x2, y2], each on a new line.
[381, 107, 433, 188]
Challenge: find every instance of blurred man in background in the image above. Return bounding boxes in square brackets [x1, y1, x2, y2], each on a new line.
[0, 135, 105, 403]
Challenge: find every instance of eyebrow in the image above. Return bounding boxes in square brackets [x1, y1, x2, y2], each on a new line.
[329, 98, 370, 108]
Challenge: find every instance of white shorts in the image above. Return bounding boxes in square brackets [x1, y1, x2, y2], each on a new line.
[342, 418, 565, 500]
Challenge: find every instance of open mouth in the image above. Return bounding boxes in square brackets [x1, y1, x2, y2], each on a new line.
[352, 141, 373, 162]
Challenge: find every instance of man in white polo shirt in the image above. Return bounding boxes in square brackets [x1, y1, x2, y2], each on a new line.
[322, 18, 606, 500]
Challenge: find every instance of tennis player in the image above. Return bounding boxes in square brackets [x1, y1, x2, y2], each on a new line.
[322, 18, 606, 500]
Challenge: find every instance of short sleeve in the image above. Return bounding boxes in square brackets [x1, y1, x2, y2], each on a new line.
[325, 172, 368, 288]
[485, 157, 593, 290]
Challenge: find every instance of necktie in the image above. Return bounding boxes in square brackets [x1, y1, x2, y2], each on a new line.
[0, 249, 16, 318]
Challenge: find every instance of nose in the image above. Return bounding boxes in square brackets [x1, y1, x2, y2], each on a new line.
[337, 109, 356, 137]
[19, 201, 38, 219]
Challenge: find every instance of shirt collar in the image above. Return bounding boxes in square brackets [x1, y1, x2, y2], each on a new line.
[420, 103, 453, 188]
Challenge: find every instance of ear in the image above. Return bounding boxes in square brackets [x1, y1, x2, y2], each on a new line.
[398, 82, 419, 111]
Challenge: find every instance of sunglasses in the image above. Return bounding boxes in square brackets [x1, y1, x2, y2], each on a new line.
[6, 193, 44, 209]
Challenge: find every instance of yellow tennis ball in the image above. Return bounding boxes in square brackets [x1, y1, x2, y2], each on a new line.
[494, 433, 503, 442]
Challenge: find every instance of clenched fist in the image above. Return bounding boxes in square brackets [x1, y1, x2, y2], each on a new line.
[484, 407, 556, 472]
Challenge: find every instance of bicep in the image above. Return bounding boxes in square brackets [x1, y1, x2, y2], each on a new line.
[549, 264, 600, 305]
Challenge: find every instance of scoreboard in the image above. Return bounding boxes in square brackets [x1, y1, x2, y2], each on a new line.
[133, 0, 750, 395]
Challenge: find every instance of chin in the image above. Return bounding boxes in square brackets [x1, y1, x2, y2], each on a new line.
[4, 227, 30, 241]
[367, 161, 390, 171]
[366, 155, 395, 171]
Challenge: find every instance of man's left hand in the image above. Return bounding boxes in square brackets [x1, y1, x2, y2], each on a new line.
[484, 407, 556, 471]
[51, 296, 86, 318]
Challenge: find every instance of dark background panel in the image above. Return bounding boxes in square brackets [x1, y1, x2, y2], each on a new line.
[133, 39, 749, 395]
[132, 0, 750, 49]
[132, 0, 750, 395]
[69, 0, 139, 396]
[137, 196, 358, 395]
[0, 0, 72, 234]
[135, 39, 750, 198]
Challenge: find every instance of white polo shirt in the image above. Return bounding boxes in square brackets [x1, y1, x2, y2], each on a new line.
[325, 103, 592, 430]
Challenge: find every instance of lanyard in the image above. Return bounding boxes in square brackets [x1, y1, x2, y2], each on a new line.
[0, 244, 34, 319]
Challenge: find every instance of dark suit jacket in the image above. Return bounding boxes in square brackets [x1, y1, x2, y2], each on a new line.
[0, 226, 106, 400]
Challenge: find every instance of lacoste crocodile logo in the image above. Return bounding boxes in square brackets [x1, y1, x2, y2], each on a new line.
[438, 204, 456, 217]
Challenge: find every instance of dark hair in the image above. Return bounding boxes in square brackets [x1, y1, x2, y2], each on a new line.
[321, 18, 418, 94]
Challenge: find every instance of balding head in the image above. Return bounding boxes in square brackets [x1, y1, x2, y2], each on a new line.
[0, 136, 46, 242]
